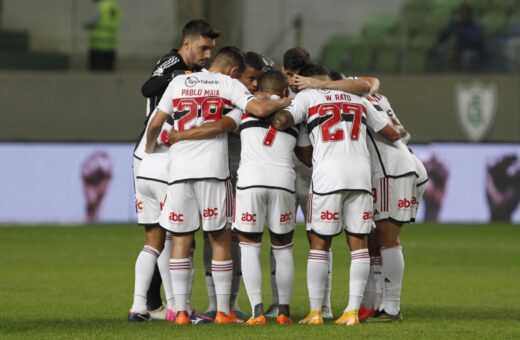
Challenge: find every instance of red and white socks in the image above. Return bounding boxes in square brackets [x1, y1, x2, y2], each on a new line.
[131, 245, 161, 314]
[345, 249, 370, 312]
[212, 259, 233, 315]
[307, 249, 329, 311]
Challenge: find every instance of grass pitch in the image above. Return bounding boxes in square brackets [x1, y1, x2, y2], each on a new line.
[1, 223, 519, 339]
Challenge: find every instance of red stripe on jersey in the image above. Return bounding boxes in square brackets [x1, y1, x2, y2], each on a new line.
[308, 105, 320, 119]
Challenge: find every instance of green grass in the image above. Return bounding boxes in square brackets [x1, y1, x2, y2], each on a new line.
[1, 223, 520, 339]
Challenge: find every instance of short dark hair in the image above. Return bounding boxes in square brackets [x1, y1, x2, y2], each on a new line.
[283, 47, 311, 71]
[298, 63, 330, 78]
[245, 51, 265, 71]
[214, 46, 246, 73]
[329, 71, 345, 80]
[182, 19, 220, 39]
[258, 70, 288, 94]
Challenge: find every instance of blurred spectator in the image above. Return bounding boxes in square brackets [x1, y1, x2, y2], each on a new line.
[84, 0, 122, 71]
[432, 3, 486, 72]
[486, 155, 520, 222]
[422, 155, 449, 222]
[82, 151, 113, 222]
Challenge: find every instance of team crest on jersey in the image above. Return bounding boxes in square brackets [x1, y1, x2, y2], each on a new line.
[455, 82, 497, 142]
[185, 76, 198, 87]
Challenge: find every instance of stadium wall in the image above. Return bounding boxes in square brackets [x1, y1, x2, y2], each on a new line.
[1, 72, 518, 143]
[1, 142, 519, 224]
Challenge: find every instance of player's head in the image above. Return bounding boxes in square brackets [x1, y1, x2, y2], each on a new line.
[211, 46, 246, 79]
[282, 47, 311, 93]
[298, 63, 330, 81]
[329, 71, 346, 80]
[180, 19, 220, 68]
[239, 51, 266, 93]
[257, 70, 289, 98]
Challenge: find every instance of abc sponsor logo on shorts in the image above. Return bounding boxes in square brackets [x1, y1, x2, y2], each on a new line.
[279, 212, 292, 223]
[241, 212, 257, 223]
[397, 197, 418, 209]
[320, 210, 339, 221]
[169, 211, 184, 222]
[363, 211, 373, 221]
[203, 208, 219, 219]
[135, 199, 143, 211]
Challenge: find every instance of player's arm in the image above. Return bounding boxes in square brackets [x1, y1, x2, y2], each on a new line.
[294, 146, 313, 167]
[294, 75, 380, 96]
[168, 117, 237, 144]
[145, 109, 169, 153]
[377, 124, 401, 142]
[244, 97, 292, 118]
[141, 57, 184, 98]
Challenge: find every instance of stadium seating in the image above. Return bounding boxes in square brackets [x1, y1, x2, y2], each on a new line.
[320, 0, 517, 74]
[0, 29, 69, 70]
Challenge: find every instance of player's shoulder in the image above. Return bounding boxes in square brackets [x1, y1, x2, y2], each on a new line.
[151, 50, 187, 75]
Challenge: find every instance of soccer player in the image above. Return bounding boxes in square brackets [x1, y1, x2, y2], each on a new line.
[361, 94, 428, 322]
[145, 46, 291, 325]
[234, 70, 304, 326]
[265, 48, 381, 319]
[270, 64, 401, 326]
[203, 51, 268, 321]
[128, 19, 218, 323]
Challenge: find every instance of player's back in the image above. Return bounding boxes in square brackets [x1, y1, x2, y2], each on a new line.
[366, 94, 416, 179]
[160, 70, 248, 183]
[237, 113, 298, 191]
[292, 88, 387, 194]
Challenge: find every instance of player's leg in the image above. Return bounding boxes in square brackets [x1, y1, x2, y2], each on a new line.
[334, 192, 372, 326]
[299, 192, 339, 325]
[359, 228, 381, 321]
[367, 176, 415, 322]
[234, 187, 266, 325]
[159, 182, 199, 325]
[267, 189, 296, 325]
[129, 225, 166, 321]
[197, 179, 236, 324]
[203, 232, 217, 317]
[227, 152, 246, 319]
[129, 177, 166, 322]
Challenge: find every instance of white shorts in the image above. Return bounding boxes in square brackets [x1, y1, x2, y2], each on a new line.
[306, 191, 373, 236]
[135, 154, 168, 225]
[372, 175, 418, 223]
[233, 187, 295, 235]
[160, 179, 233, 234]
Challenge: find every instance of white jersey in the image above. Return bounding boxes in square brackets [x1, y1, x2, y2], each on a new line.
[287, 88, 388, 194]
[237, 113, 299, 192]
[157, 69, 253, 183]
[366, 94, 417, 180]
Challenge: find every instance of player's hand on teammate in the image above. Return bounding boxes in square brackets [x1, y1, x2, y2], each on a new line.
[293, 74, 324, 91]
[167, 128, 182, 145]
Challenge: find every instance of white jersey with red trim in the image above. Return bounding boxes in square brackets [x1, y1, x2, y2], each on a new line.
[366, 94, 417, 180]
[237, 113, 299, 192]
[157, 70, 253, 183]
[287, 88, 389, 194]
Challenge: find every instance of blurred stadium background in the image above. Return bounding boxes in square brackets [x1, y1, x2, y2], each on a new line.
[1, 0, 519, 224]
[1, 1, 520, 338]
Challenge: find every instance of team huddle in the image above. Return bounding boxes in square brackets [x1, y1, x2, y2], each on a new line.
[129, 19, 428, 326]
